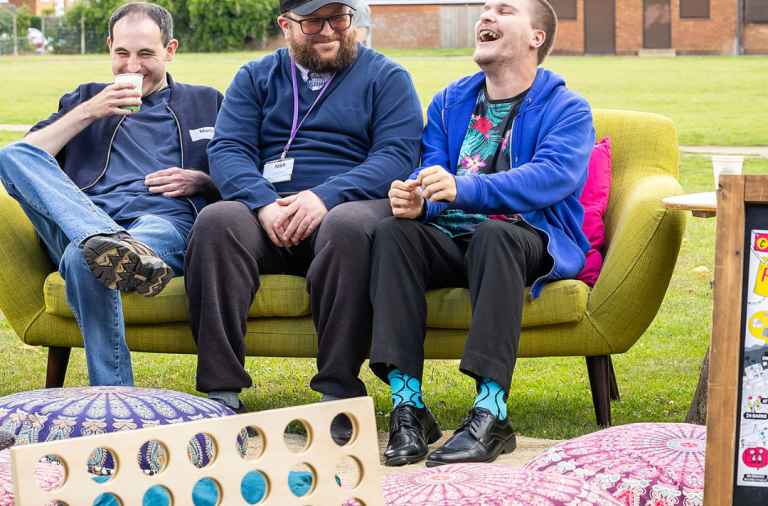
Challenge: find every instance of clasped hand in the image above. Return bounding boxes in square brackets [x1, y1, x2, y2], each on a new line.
[389, 165, 457, 220]
[257, 191, 328, 247]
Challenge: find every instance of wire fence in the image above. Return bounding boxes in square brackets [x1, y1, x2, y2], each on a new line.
[0, 18, 104, 56]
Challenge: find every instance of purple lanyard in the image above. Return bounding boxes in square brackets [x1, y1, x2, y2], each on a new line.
[281, 59, 335, 161]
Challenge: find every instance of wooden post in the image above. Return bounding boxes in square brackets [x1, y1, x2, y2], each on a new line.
[41, 16, 45, 55]
[80, 13, 85, 55]
[12, 11, 17, 56]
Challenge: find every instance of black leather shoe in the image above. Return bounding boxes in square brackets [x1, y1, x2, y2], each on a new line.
[383, 404, 442, 466]
[426, 407, 516, 467]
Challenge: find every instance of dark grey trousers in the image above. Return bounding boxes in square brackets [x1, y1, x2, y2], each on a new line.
[369, 217, 550, 393]
[185, 199, 392, 398]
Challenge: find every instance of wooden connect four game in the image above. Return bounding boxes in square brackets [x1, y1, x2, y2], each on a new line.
[10, 397, 383, 506]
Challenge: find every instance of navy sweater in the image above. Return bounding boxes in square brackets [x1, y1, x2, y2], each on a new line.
[28, 74, 223, 216]
[207, 45, 423, 211]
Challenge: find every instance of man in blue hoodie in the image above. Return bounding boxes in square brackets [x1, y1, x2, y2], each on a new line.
[0, 3, 222, 387]
[368, 0, 595, 466]
[183, 0, 422, 417]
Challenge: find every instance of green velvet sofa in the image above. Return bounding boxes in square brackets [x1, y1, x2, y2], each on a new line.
[0, 109, 686, 426]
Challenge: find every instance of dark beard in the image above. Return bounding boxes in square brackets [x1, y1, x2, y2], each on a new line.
[288, 26, 358, 73]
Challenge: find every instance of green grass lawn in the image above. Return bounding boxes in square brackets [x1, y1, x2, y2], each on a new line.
[2, 151, 766, 438]
[0, 52, 766, 145]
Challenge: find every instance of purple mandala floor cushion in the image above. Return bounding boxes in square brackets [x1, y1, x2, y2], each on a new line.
[346, 463, 624, 506]
[1, 459, 63, 506]
[0, 386, 235, 475]
[524, 423, 706, 506]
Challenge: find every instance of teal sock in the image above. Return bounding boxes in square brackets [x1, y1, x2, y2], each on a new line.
[473, 378, 507, 419]
[387, 368, 425, 409]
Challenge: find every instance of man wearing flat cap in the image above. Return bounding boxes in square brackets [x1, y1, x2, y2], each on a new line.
[184, 0, 422, 422]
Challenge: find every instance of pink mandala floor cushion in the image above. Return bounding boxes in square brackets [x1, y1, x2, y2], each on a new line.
[346, 463, 624, 506]
[525, 423, 706, 506]
[0, 459, 63, 506]
[577, 137, 612, 287]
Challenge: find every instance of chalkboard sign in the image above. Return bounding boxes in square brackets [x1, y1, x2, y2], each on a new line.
[705, 175, 768, 505]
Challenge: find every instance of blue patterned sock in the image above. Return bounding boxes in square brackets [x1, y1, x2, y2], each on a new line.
[473, 378, 507, 419]
[387, 368, 425, 409]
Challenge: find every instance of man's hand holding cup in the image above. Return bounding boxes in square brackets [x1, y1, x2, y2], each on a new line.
[84, 78, 142, 120]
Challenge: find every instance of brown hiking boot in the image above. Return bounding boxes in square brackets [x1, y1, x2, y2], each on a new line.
[82, 234, 173, 298]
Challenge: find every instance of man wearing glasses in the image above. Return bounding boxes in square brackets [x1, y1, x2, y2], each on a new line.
[184, 0, 422, 423]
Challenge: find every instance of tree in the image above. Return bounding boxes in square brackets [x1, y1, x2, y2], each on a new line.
[185, 0, 279, 52]
[15, 5, 32, 36]
[0, 9, 13, 37]
[60, 0, 280, 53]
[63, 0, 128, 43]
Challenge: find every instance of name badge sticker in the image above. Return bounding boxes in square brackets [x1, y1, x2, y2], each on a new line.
[189, 127, 215, 142]
[263, 158, 294, 184]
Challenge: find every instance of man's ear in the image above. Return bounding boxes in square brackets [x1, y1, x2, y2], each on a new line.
[278, 15, 291, 39]
[107, 37, 112, 51]
[531, 29, 546, 50]
[166, 39, 179, 61]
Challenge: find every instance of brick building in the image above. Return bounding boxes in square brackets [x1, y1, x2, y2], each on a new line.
[368, 0, 768, 54]
[7, 0, 77, 17]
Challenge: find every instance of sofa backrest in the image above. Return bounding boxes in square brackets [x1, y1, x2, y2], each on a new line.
[593, 109, 679, 253]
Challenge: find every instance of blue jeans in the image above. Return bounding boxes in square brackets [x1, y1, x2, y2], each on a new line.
[0, 142, 186, 386]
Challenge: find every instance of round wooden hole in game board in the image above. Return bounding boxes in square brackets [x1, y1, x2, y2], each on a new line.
[241, 470, 269, 504]
[192, 477, 221, 506]
[188, 433, 216, 468]
[35, 454, 66, 491]
[138, 439, 168, 476]
[284, 419, 311, 454]
[289, 462, 316, 497]
[143, 484, 172, 506]
[88, 446, 118, 482]
[92, 492, 121, 506]
[238, 425, 264, 461]
[331, 413, 357, 447]
[334, 455, 362, 489]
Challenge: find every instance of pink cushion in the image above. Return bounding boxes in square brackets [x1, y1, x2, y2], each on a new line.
[345, 463, 623, 506]
[577, 137, 612, 287]
[1, 460, 63, 506]
[525, 423, 706, 506]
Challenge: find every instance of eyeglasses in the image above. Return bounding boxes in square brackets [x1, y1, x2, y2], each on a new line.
[284, 13, 354, 35]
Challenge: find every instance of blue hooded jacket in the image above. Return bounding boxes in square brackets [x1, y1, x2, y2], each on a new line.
[416, 68, 595, 299]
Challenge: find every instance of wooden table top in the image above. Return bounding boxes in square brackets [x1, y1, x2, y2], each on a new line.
[662, 191, 717, 218]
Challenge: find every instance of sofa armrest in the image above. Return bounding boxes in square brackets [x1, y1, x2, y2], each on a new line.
[586, 174, 687, 353]
[0, 186, 55, 343]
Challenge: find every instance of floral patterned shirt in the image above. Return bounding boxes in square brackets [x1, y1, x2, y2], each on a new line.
[430, 86, 528, 237]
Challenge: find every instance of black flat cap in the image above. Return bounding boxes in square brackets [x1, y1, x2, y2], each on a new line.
[280, 0, 356, 16]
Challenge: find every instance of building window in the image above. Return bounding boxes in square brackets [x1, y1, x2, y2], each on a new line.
[746, 0, 768, 22]
[680, 0, 709, 18]
[550, 0, 577, 19]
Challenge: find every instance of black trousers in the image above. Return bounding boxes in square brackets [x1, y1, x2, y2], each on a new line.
[185, 199, 393, 398]
[369, 217, 550, 394]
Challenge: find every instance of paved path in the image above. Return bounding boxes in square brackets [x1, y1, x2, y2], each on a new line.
[0, 125, 30, 132]
[680, 146, 768, 158]
[277, 431, 562, 483]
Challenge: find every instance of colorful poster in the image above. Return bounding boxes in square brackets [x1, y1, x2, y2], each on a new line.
[737, 229, 768, 486]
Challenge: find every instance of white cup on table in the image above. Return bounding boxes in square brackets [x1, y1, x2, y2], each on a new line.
[712, 155, 744, 189]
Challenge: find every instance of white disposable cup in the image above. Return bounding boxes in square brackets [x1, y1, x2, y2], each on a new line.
[114, 73, 144, 111]
[712, 155, 744, 189]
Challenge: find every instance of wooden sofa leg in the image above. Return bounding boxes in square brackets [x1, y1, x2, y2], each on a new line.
[586, 355, 612, 427]
[608, 355, 621, 402]
[46, 346, 71, 388]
